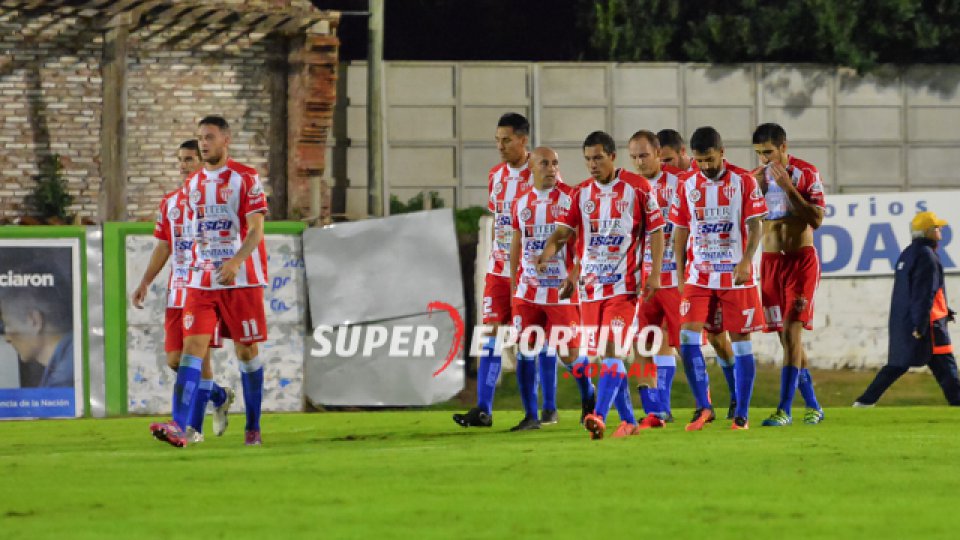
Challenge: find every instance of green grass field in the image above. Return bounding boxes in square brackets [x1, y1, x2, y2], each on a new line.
[2, 390, 959, 539]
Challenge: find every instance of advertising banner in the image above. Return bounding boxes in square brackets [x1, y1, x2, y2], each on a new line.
[814, 191, 958, 277]
[0, 239, 83, 418]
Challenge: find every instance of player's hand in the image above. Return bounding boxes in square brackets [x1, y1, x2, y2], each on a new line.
[768, 161, 792, 190]
[733, 260, 751, 286]
[641, 273, 661, 301]
[217, 259, 240, 285]
[535, 255, 549, 274]
[559, 277, 576, 300]
[132, 284, 148, 309]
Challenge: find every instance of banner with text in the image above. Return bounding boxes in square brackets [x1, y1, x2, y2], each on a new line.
[0, 239, 83, 419]
[813, 191, 957, 277]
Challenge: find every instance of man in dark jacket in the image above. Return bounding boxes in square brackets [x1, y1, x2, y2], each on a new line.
[854, 211, 960, 406]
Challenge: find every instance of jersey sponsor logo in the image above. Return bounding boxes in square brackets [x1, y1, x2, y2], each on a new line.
[558, 196, 571, 210]
[584, 200, 596, 214]
[589, 235, 624, 247]
[697, 222, 734, 234]
[550, 205, 563, 219]
[810, 180, 823, 194]
[700, 250, 734, 261]
[174, 240, 194, 251]
[198, 219, 233, 232]
[525, 239, 546, 251]
[723, 184, 738, 200]
[750, 187, 764, 200]
[583, 263, 620, 275]
[616, 200, 630, 214]
[495, 214, 511, 227]
[689, 189, 701, 203]
[658, 186, 673, 202]
[190, 190, 202, 204]
[248, 184, 263, 197]
[519, 207, 532, 222]
[220, 187, 234, 200]
[712, 263, 736, 272]
[703, 207, 731, 220]
[595, 274, 622, 284]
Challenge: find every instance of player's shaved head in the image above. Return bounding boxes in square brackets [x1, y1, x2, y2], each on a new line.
[530, 146, 559, 189]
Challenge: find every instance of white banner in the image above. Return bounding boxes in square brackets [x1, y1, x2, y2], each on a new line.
[813, 191, 959, 277]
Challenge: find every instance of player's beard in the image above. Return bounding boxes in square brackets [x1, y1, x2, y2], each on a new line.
[203, 151, 223, 165]
[703, 167, 721, 179]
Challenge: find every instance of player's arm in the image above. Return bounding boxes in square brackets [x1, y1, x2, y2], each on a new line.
[132, 241, 172, 308]
[560, 260, 579, 300]
[218, 212, 265, 285]
[769, 162, 823, 229]
[509, 230, 522, 299]
[734, 217, 763, 286]
[672, 226, 689, 295]
[643, 228, 664, 301]
[537, 225, 574, 273]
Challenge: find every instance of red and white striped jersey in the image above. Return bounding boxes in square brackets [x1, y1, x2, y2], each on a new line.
[487, 160, 533, 277]
[183, 159, 268, 290]
[764, 155, 826, 219]
[669, 166, 767, 289]
[511, 183, 579, 305]
[153, 187, 191, 308]
[641, 165, 683, 288]
[559, 169, 664, 302]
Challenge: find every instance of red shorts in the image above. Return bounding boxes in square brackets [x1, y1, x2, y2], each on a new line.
[761, 247, 819, 332]
[634, 287, 682, 348]
[512, 298, 580, 350]
[483, 274, 512, 325]
[183, 287, 267, 344]
[163, 308, 226, 353]
[580, 294, 637, 356]
[680, 284, 765, 334]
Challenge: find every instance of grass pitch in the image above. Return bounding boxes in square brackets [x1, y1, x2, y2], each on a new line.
[2, 404, 959, 540]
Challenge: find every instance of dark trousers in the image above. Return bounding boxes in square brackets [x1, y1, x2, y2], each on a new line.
[857, 354, 960, 405]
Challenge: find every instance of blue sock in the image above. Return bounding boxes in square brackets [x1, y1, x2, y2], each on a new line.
[594, 358, 624, 423]
[476, 336, 501, 415]
[614, 376, 637, 424]
[516, 354, 539, 419]
[680, 330, 712, 410]
[190, 379, 213, 432]
[733, 341, 756, 419]
[539, 349, 558, 412]
[172, 354, 202, 430]
[209, 382, 227, 408]
[798, 368, 822, 411]
[570, 356, 595, 401]
[779, 366, 800, 415]
[718, 355, 737, 404]
[239, 356, 264, 432]
[654, 355, 676, 415]
[639, 386, 661, 416]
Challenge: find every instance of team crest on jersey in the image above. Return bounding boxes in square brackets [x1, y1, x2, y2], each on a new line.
[616, 200, 630, 214]
[688, 189, 701, 203]
[722, 184, 737, 200]
[679, 299, 691, 316]
[167, 206, 181, 221]
[610, 316, 626, 330]
[183, 313, 194, 330]
[584, 200, 597, 214]
[493, 182, 504, 196]
[190, 190, 202, 204]
[520, 207, 532, 222]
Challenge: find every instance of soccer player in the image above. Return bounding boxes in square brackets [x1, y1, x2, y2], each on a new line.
[628, 130, 685, 427]
[507, 146, 584, 431]
[751, 123, 827, 426]
[658, 129, 738, 418]
[540, 131, 665, 439]
[151, 116, 269, 447]
[454, 113, 533, 428]
[670, 126, 767, 431]
[136, 140, 235, 444]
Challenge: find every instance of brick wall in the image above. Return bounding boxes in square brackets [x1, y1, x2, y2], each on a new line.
[0, 10, 104, 220]
[0, 1, 337, 223]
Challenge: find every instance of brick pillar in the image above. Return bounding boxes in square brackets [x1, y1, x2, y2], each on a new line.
[287, 32, 339, 224]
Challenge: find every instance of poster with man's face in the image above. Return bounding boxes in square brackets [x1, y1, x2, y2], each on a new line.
[0, 239, 83, 419]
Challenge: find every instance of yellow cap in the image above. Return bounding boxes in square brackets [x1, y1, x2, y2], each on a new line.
[911, 211, 948, 232]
